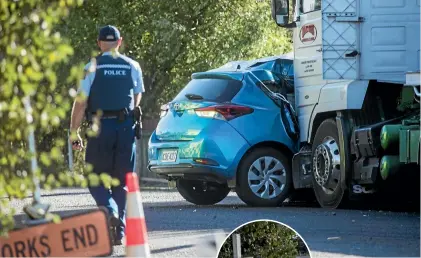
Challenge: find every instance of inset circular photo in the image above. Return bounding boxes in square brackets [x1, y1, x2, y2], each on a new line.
[217, 219, 311, 258]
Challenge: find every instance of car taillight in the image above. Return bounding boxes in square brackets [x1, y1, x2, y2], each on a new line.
[194, 105, 254, 121]
[160, 103, 169, 118]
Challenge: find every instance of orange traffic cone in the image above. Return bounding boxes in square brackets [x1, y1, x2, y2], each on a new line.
[125, 172, 151, 257]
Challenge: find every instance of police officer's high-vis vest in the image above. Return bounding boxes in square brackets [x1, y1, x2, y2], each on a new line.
[87, 54, 135, 113]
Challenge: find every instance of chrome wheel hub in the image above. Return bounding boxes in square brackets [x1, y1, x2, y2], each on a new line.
[247, 156, 286, 199]
[313, 137, 341, 194]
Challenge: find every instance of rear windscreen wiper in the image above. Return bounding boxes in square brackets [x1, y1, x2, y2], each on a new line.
[185, 93, 204, 100]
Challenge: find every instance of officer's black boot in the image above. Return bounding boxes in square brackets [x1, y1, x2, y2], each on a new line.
[113, 224, 124, 246]
[108, 214, 120, 245]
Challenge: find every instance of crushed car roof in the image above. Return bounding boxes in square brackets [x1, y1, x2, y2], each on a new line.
[206, 52, 293, 73]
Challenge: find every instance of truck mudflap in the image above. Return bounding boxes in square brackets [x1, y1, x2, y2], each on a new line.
[336, 111, 351, 191]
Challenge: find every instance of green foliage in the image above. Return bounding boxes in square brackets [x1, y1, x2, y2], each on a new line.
[218, 221, 309, 258]
[0, 0, 118, 235]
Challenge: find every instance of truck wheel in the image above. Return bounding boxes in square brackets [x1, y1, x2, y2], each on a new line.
[311, 119, 346, 209]
[236, 148, 292, 207]
[176, 179, 230, 205]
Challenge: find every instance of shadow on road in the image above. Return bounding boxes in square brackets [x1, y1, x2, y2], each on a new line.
[151, 244, 195, 254]
[142, 192, 420, 213]
[39, 191, 91, 197]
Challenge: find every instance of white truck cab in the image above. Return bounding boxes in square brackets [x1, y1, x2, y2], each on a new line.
[271, 0, 420, 208]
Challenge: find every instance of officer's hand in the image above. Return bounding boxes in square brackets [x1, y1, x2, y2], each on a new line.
[71, 134, 84, 151]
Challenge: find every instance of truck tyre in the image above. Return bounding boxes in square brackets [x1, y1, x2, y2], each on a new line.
[176, 179, 230, 205]
[236, 147, 292, 207]
[311, 119, 346, 209]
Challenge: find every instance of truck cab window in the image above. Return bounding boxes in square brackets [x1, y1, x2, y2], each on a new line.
[300, 0, 321, 13]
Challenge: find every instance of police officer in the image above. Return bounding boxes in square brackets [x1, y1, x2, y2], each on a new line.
[69, 25, 144, 245]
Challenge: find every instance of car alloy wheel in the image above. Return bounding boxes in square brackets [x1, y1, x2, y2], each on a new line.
[247, 156, 287, 199]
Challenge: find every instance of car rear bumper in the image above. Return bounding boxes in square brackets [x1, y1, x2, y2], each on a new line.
[148, 163, 230, 184]
[147, 122, 251, 180]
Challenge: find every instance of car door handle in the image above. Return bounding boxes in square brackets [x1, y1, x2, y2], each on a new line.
[316, 48, 322, 52]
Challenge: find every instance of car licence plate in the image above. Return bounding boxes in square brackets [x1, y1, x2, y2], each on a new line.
[161, 149, 178, 162]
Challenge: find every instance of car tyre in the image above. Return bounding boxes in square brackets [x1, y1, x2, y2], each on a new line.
[236, 147, 292, 207]
[176, 179, 230, 205]
[311, 119, 347, 209]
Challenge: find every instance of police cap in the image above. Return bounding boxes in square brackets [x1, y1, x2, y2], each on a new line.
[98, 25, 121, 42]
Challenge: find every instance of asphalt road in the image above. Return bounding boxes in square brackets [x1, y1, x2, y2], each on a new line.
[9, 188, 420, 258]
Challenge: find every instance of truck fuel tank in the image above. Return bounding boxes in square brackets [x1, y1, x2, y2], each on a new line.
[380, 155, 400, 180]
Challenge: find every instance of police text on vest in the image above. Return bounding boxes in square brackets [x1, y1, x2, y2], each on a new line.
[104, 70, 126, 76]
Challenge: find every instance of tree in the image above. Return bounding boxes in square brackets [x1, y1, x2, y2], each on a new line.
[218, 221, 309, 258]
[0, 0, 117, 235]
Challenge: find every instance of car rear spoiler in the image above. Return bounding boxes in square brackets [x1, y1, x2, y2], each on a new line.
[191, 72, 244, 81]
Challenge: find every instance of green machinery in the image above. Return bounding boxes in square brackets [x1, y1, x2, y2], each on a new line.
[380, 77, 420, 180]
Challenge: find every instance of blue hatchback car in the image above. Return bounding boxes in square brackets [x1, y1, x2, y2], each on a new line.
[147, 55, 299, 206]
